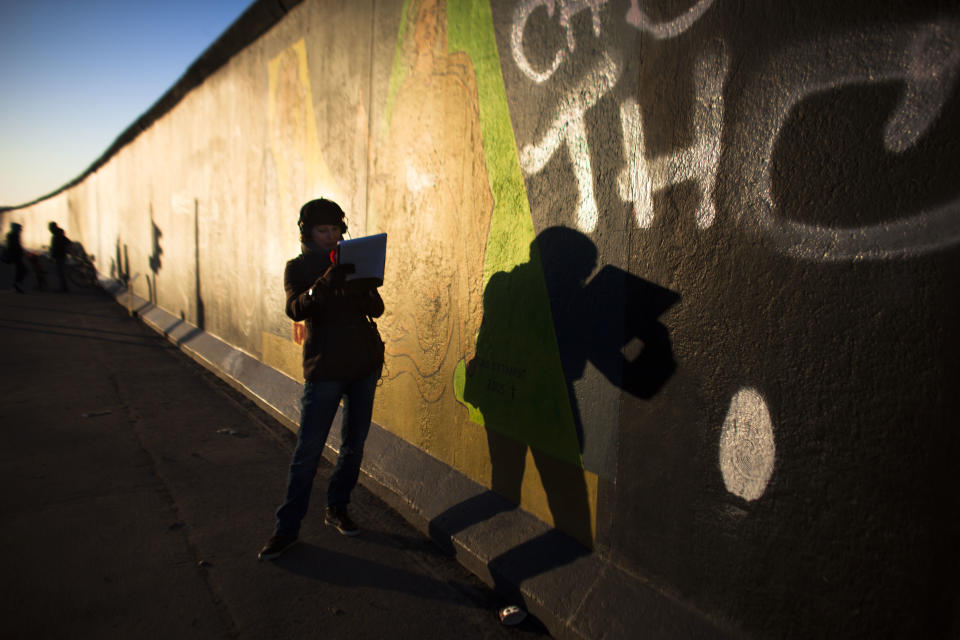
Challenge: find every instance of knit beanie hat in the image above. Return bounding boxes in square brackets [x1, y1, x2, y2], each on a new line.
[298, 199, 346, 239]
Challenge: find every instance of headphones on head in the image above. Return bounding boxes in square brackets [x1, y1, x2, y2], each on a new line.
[298, 198, 347, 237]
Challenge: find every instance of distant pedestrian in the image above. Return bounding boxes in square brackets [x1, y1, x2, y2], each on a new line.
[3, 222, 26, 293]
[49, 222, 70, 292]
[258, 198, 385, 561]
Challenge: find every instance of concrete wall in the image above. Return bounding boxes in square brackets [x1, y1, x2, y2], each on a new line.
[4, 1, 958, 637]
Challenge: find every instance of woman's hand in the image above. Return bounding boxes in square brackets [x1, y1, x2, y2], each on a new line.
[315, 263, 356, 290]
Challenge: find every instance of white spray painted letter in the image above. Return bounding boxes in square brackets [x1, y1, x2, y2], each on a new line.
[519, 54, 620, 232]
[625, 0, 716, 40]
[618, 40, 728, 228]
[511, 0, 609, 84]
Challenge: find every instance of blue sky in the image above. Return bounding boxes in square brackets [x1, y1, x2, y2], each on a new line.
[0, 0, 253, 207]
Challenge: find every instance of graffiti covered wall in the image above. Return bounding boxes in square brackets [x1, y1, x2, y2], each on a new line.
[3, 0, 957, 637]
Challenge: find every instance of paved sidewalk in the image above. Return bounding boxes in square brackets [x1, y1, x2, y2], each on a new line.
[0, 277, 547, 638]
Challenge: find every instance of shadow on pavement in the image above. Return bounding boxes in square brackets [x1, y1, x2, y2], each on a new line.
[275, 542, 486, 609]
[0, 318, 166, 348]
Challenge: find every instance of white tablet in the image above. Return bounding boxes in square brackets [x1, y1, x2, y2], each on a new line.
[337, 233, 387, 285]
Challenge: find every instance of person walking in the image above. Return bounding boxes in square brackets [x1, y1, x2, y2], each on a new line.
[259, 198, 385, 561]
[4, 222, 26, 293]
[49, 222, 70, 292]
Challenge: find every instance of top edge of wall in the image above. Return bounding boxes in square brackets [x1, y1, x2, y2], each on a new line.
[5, 0, 305, 212]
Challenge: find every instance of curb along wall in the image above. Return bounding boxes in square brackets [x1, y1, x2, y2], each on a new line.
[3, 1, 958, 637]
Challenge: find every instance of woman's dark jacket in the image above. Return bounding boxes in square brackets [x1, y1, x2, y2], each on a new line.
[284, 246, 385, 382]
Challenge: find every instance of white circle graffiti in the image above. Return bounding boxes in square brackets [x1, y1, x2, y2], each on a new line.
[719, 387, 776, 502]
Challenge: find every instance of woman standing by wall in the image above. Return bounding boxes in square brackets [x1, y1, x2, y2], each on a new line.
[259, 198, 385, 561]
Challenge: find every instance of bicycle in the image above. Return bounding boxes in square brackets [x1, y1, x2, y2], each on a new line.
[67, 243, 100, 289]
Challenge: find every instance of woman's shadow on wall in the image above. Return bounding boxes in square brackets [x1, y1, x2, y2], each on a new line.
[432, 226, 679, 604]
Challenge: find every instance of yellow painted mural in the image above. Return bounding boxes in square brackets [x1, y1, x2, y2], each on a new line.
[262, 39, 340, 380]
[267, 39, 340, 214]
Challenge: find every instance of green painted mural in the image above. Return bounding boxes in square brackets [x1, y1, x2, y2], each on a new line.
[374, 0, 582, 474]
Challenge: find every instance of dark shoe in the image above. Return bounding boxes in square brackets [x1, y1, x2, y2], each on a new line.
[13, 283, 23, 293]
[258, 535, 297, 561]
[324, 506, 359, 536]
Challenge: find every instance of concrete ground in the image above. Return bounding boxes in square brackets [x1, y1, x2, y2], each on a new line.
[0, 267, 548, 639]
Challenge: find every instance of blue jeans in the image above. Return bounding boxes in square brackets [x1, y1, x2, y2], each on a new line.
[274, 366, 381, 538]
